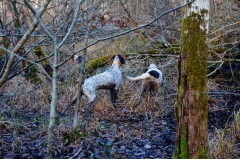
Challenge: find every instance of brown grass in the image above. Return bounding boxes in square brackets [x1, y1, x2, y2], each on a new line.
[209, 112, 240, 158]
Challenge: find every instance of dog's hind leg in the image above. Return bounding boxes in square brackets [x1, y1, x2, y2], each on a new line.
[140, 87, 147, 97]
[83, 91, 96, 120]
[140, 81, 147, 97]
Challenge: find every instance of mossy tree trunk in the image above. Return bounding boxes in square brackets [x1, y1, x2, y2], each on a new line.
[34, 46, 53, 77]
[174, 0, 209, 158]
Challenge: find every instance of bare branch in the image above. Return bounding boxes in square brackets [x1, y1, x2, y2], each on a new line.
[56, 0, 196, 67]
[57, 0, 84, 49]
[23, 0, 55, 41]
[0, 46, 52, 80]
[207, 61, 224, 77]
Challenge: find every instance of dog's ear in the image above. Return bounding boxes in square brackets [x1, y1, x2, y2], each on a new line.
[117, 54, 125, 65]
[111, 55, 116, 61]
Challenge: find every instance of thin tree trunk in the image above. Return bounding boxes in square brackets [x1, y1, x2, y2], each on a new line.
[73, 0, 93, 128]
[47, 46, 58, 158]
[46, 0, 83, 157]
[73, 55, 87, 128]
[174, 0, 209, 158]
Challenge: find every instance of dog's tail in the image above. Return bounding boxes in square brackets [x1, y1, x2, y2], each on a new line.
[127, 73, 151, 81]
[161, 74, 164, 87]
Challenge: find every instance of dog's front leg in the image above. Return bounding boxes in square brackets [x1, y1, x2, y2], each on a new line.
[110, 89, 118, 107]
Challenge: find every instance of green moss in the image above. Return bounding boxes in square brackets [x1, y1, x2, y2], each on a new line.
[34, 46, 43, 57]
[178, 85, 184, 99]
[173, 147, 180, 159]
[173, 124, 189, 159]
[61, 130, 86, 145]
[151, 42, 168, 49]
[195, 91, 200, 100]
[200, 9, 209, 15]
[182, 12, 207, 88]
[181, 11, 208, 105]
[34, 46, 49, 63]
[0, 49, 4, 56]
[197, 146, 208, 158]
[14, 19, 20, 28]
[23, 65, 41, 84]
[180, 124, 188, 159]
[34, 46, 52, 76]
[86, 54, 115, 74]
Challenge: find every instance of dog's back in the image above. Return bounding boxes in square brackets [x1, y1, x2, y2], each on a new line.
[82, 65, 122, 90]
[147, 66, 164, 87]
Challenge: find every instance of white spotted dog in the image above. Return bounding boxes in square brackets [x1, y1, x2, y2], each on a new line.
[127, 64, 164, 97]
[82, 54, 125, 117]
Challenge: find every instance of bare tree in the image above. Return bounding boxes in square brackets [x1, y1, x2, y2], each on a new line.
[37, 0, 82, 157]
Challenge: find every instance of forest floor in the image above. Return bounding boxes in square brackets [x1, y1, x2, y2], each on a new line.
[1, 85, 240, 158]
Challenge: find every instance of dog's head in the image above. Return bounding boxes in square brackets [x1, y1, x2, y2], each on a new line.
[112, 54, 125, 67]
[148, 64, 157, 69]
[73, 55, 82, 63]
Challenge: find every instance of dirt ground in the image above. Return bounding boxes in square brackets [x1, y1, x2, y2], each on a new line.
[0, 85, 239, 158]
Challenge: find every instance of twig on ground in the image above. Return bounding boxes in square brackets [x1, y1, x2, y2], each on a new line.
[69, 142, 83, 159]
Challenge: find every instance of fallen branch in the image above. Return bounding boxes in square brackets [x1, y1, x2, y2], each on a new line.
[69, 142, 83, 159]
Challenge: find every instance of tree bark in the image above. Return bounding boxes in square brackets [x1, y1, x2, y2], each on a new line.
[174, 0, 209, 158]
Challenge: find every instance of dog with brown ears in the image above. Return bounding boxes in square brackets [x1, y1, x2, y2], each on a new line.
[82, 54, 125, 117]
[127, 64, 164, 97]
